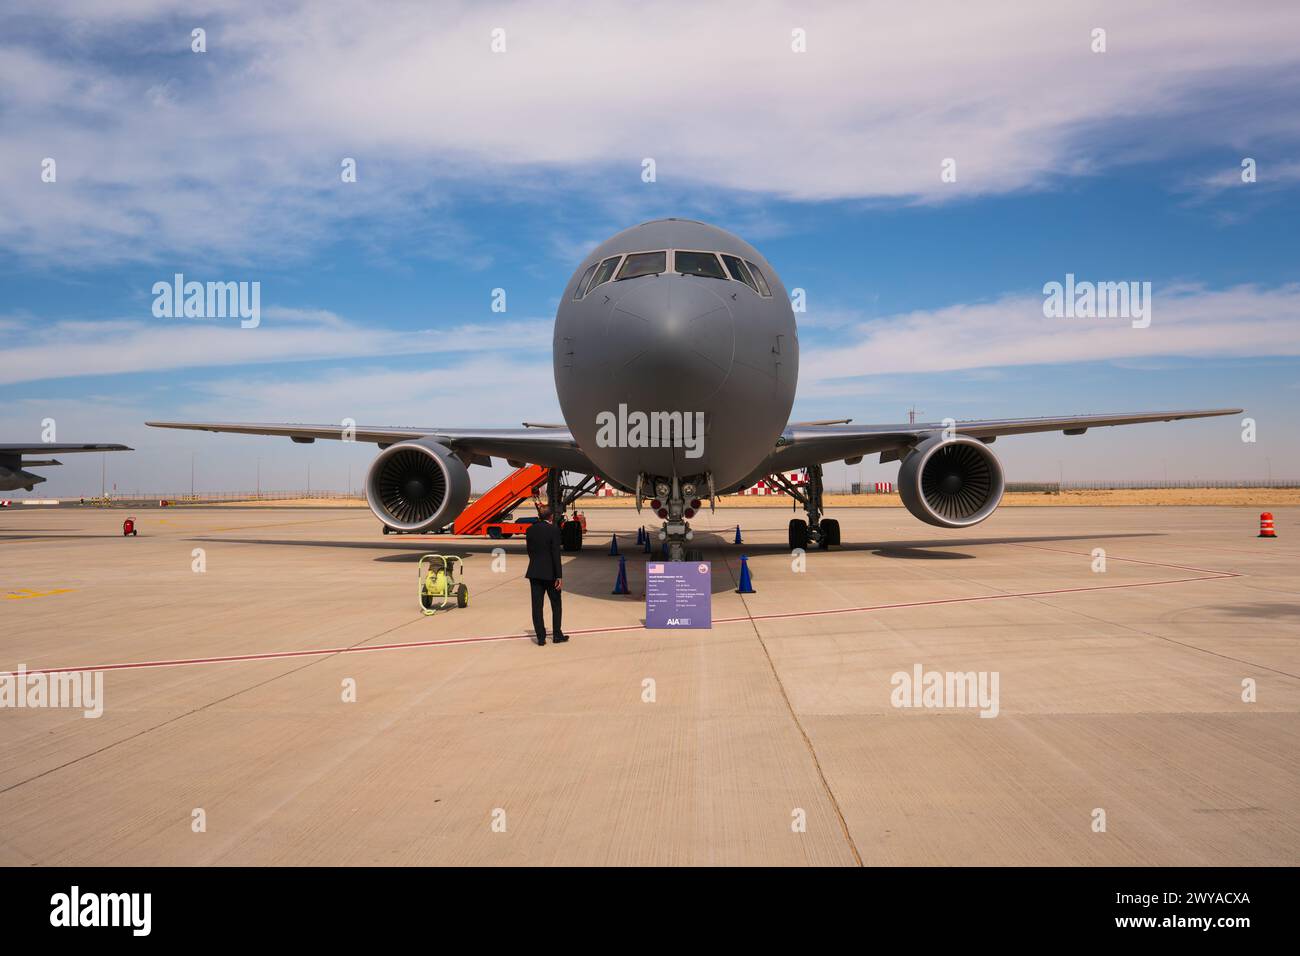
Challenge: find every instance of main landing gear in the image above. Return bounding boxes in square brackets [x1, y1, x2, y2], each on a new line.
[546, 469, 598, 552]
[767, 465, 839, 551]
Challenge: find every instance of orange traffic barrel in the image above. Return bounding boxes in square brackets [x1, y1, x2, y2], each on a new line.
[1259, 512, 1277, 538]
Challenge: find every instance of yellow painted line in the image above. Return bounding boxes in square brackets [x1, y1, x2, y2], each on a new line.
[5, 588, 76, 601]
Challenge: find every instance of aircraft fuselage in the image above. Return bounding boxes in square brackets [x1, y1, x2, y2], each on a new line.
[553, 219, 798, 495]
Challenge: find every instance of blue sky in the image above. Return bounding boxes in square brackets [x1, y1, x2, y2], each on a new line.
[2, 0, 1297, 495]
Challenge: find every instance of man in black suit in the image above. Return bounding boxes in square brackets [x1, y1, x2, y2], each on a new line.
[525, 506, 566, 645]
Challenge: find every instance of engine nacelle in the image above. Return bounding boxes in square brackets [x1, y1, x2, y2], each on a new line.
[0, 465, 45, 493]
[365, 439, 471, 532]
[897, 435, 1005, 528]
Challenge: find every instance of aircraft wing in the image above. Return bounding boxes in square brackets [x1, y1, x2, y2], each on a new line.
[145, 421, 597, 473]
[0, 443, 132, 455]
[772, 408, 1243, 468]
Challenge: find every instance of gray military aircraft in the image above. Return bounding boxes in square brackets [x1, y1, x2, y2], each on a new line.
[0, 443, 132, 492]
[148, 218, 1240, 560]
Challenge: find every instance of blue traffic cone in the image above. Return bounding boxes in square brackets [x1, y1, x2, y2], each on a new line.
[612, 555, 629, 595]
[734, 524, 743, 544]
[609, 532, 619, 556]
[735, 555, 755, 593]
[661, 541, 669, 559]
[643, 533, 652, 554]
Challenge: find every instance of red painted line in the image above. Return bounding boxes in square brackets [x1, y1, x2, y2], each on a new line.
[5, 559, 1238, 676]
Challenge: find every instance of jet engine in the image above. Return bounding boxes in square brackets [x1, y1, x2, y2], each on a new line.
[0, 464, 45, 493]
[897, 435, 1005, 528]
[365, 439, 471, 532]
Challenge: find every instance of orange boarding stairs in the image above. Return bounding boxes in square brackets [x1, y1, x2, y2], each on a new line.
[452, 464, 550, 536]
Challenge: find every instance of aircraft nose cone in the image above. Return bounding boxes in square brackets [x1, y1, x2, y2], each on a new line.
[606, 278, 735, 407]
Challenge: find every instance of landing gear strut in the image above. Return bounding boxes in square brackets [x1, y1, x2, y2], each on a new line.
[545, 469, 599, 552]
[767, 465, 839, 551]
[644, 474, 705, 563]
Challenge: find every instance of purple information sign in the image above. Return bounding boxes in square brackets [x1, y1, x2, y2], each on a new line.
[644, 561, 712, 629]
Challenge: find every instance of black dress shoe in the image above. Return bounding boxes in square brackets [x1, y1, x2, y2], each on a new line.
[553, 633, 569, 644]
[536, 636, 546, 646]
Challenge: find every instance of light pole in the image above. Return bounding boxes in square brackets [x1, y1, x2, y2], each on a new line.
[190, 452, 195, 497]
[256, 457, 261, 498]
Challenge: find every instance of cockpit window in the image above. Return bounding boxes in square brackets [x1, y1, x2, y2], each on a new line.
[674, 250, 726, 279]
[744, 259, 772, 296]
[574, 263, 598, 299]
[586, 256, 622, 294]
[721, 254, 759, 294]
[616, 251, 667, 280]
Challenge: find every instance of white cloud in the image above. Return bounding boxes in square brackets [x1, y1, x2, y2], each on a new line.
[0, 309, 553, 385]
[5, 281, 1296, 389]
[801, 283, 1300, 384]
[182, 358, 559, 426]
[3, 0, 1299, 264]
[1187, 160, 1300, 197]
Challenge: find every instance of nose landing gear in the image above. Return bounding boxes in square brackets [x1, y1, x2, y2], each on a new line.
[644, 473, 707, 562]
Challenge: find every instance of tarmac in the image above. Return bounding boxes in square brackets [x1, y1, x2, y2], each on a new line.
[1, 504, 1296, 866]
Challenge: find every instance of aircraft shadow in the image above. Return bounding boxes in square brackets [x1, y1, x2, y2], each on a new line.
[0, 533, 132, 541]
[184, 530, 1162, 603]
[1198, 602, 1300, 621]
[729, 531, 1158, 553]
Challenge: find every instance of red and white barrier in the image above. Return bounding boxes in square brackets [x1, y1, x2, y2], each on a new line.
[740, 471, 809, 495]
[595, 471, 880, 499]
[592, 479, 627, 497]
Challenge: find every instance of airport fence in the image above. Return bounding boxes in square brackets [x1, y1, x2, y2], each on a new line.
[1060, 479, 1300, 490]
[83, 491, 364, 504]
[829, 479, 1298, 495]
[61, 480, 1300, 505]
